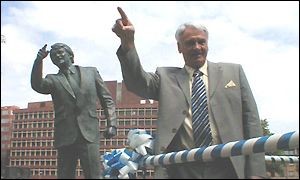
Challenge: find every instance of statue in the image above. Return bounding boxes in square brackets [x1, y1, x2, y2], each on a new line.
[31, 43, 117, 179]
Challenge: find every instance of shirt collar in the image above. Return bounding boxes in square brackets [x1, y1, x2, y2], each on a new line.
[184, 60, 208, 79]
[69, 65, 76, 74]
[59, 65, 76, 74]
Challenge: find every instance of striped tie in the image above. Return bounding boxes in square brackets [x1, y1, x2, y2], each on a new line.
[191, 70, 212, 147]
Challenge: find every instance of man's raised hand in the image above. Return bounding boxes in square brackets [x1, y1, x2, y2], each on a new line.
[112, 7, 135, 50]
[37, 44, 49, 61]
[118, 7, 129, 26]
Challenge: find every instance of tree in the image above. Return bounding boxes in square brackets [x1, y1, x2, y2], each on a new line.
[261, 118, 284, 177]
[261, 118, 272, 136]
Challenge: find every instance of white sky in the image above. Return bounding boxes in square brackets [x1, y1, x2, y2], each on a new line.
[1, 1, 299, 134]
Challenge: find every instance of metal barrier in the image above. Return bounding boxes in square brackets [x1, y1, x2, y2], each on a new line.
[103, 131, 299, 178]
[140, 131, 299, 167]
[265, 155, 299, 163]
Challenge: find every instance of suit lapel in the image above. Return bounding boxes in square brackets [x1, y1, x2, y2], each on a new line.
[76, 65, 83, 89]
[175, 68, 190, 106]
[74, 66, 84, 104]
[57, 73, 76, 99]
[208, 61, 222, 99]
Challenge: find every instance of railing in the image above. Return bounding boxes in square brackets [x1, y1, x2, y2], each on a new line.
[139, 131, 299, 167]
[265, 155, 299, 179]
[103, 130, 299, 179]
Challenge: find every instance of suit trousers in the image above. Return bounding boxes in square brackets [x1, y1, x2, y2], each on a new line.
[57, 133, 100, 179]
[166, 158, 237, 179]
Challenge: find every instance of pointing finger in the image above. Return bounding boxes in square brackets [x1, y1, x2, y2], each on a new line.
[117, 7, 129, 25]
[42, 44, 47, 50]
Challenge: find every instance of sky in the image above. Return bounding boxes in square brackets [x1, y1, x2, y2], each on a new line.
[1, 1, 299, 134]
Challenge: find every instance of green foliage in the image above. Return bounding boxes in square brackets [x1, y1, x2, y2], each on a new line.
[260, 119, 285, 177]
[261, 118, 272, 136]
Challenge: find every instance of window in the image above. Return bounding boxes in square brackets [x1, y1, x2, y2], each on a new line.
[124, 119, 130, 126]
[1, 110, 9, 115]
[125, 109, 131, 116]
[145, 119, 151, 126]
[1, 118, 9, 123]
[49, 112, 54, 118]
[38, 113, 43, 119]
[118, 109, 125, 116]
[100, 121, 106, 126]
[118, 119, 125, 126]
[117, 129, 125, 136]
[139, 109, 145, 116]
[145, 109, 151, 115]
[131, 119, 137, 126]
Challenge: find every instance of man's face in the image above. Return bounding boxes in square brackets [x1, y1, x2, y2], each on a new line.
[177, 27, 208, 69]
[50, 47, 72, 70]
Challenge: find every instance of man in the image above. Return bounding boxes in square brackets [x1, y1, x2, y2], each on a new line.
[31, 43, 117, 179]
[112, 7, 266, 179]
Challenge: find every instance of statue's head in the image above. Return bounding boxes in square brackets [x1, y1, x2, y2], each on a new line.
[49, 43, 74, 70]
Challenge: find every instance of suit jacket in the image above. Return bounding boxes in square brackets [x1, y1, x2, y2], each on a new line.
[117, 47, 266, 178]
[31, 63, 117, 148]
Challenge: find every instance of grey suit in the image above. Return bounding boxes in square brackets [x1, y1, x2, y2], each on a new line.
[31, 63, 117, 178]
[117, 47, 266, 178]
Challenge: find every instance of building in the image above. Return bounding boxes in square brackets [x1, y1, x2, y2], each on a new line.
[1, 106, 19, 178]
[7, 81, 157, 179]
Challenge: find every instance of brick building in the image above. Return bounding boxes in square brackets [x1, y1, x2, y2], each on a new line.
[1, 106, 20, 178]
[7, 81, 158, 179]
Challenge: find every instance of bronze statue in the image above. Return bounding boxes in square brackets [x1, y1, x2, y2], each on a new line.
[31, 43, 117, 179]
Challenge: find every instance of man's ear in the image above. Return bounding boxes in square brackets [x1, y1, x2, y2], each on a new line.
[177, 42, 182, 53]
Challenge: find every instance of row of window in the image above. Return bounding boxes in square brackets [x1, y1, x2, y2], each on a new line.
[1, 136, 10, 141]
[12, 126, 156, 139]
[13, 119, 156, 132]
[12, 130, 54, 138]
[11, 140, 54, 148]
[1, 126, 11, 131]
[99, 118, 157, 127]
[1, 118, 10, 123]
[14, 108, 158, 120]
[15, 112, 54, 120]
[1, 143, 10, 148]
[107, 108, 158, 116]
[13, 121, 54, 129]
[30, 168, 83, 177]
[11, 135, 156, 149]
[11, 126, 156, 147]
[27, 168, 154, 177]
[10, 149, 57, 157]
[10, 139, 133, 150]
[10, 159, 57, 167]
[1, 110, 13, 115]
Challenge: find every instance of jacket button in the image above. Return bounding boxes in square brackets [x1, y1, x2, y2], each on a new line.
[182, 110, 187, 115]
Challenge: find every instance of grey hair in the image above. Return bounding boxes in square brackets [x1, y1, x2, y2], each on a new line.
[50, 43, 74, 63]
[175, 23, 209, 42]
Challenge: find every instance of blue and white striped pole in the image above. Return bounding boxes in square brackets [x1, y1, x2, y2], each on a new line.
[139, 131, 299, 167]
[265, 155, 299, 163]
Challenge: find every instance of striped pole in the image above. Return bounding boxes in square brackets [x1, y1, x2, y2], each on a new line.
[265, 155, 299, 163]
[139, 131, 299, 167]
